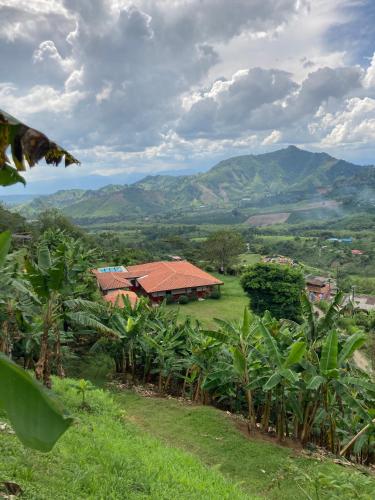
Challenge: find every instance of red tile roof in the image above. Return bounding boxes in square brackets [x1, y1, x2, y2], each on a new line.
[125, 260, 223, 293]
[351, 249, 364, 255]
[93, 271, 131, 291]
[104, 290, 138, 308]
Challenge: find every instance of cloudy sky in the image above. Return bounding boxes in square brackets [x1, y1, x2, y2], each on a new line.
[1, 0, 375, 194]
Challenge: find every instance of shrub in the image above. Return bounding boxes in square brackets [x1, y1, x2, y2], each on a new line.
[210, 290, 221, 300]
[190, 293, 198, 302]
[178, 295, 189, 305]
[166, 295, 174, 304]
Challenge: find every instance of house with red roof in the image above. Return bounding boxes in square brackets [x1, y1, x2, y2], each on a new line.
[93, 261, 223, 303]
[103, 290, 139, 308]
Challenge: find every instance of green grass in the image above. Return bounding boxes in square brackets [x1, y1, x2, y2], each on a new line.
[0, 379, 247, 499]
[239, 253, 262, 266]
[1, 379, 373, 499]
[117, 391, 375, 499]
[168, 274, 249, 328]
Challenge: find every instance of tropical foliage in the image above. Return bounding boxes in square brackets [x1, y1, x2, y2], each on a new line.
[0, 109, 79, 187]
[1, 216, 374, 464]
[241, 262, 305, 321]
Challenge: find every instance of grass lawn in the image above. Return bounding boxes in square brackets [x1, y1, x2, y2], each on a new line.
[239, 253, 262, 266]
[117, 391, 375, 499]
[168, 274, 249, 328]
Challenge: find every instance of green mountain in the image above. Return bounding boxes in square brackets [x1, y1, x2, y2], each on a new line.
[18, 146, 374, 221]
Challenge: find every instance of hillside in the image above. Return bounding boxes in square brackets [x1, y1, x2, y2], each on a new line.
[17, 146, 374, 221]
[2, 377, 373, 499]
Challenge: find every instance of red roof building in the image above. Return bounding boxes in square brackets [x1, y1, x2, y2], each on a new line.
[93, 270, 132, 293]
[94, 260, 223, 303]
[351, 249, 364, 255]
[104, 290, 138, 308]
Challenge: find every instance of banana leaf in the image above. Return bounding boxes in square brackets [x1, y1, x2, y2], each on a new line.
[0, 109, 79, 186]
[320, 329, 338, 375]
[0, 355, 73, 452]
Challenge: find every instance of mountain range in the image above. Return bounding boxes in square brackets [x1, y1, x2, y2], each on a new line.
[12, 146, 375, 222]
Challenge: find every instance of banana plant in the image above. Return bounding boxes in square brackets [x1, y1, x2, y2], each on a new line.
[0, 245, 34, 357]
[301, 291, 345, 343]
[0, 109, 79, 186]
[205, 307, 259, 430]
[0, 230, 73, 451]
[301, 329, 371, 451]
[143, 317, 189, 392]
[24, 241, 66, 386]
[257, 319, 306, 439]
[107, 297, 149, 382]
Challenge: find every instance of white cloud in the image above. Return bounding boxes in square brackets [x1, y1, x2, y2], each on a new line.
[314, 97, 375, 146]
[33, 40, 74, 73]
[1, 0, 374, 192]
[363, 52, 375, 88]
[0, 83, 86, 118]
[96, 82, 113, 103]
[262, 130, 282, 145]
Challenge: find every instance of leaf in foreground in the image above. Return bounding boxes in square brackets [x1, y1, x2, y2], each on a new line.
[0, 108, 80, 187]
[0, 355, 73, 452]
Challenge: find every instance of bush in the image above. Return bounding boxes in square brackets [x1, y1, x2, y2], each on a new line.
[190, 293, 198, 302]
[178, 295, 189, 305]
[210, 290, 221, 300]
[166, 295, 174, 304]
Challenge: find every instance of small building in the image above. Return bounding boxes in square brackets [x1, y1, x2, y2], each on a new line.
[93, 268, 132, 296]
[351, 249, 364, 255]
[104, 290, 138, 308]
[93, 260, 223, 303]
[327, 237, 353, 244]
[168, 255, 183, 261]
[306, 276, 332, 301]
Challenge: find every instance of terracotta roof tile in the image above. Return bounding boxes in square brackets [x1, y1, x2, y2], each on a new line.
[104, 290, 138, 308]
[126, 260, 223, 293]
[93, 271, 131, 291]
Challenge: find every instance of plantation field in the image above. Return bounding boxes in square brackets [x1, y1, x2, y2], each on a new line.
[169, 274, 249, 328]
[2, 379, 373, 500]
[246, 212, 291, 226]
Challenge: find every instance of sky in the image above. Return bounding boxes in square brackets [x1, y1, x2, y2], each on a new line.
[1, 0, 375, 195]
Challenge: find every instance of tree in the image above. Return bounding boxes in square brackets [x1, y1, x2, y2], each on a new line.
[241, 263, 305, 321]
[204, 229, 245, 273]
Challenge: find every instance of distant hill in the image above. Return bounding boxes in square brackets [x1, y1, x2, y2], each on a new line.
[17, 146, 374, 221]
[0, 194, 40, 206]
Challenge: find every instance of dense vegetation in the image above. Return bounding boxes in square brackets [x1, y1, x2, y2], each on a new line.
[1, 219, 374, 467]
[241, 263, 305, 321]
[2, 109, 374, 499]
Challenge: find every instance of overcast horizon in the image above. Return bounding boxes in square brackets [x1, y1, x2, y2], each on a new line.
[1, 0, 375, 195]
